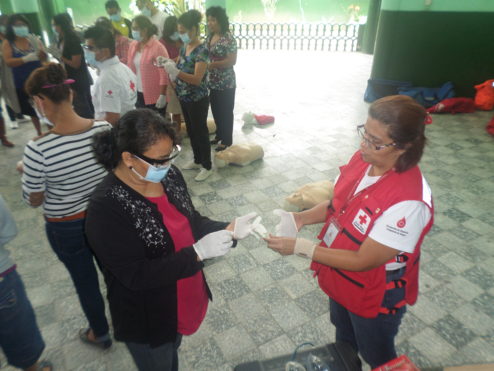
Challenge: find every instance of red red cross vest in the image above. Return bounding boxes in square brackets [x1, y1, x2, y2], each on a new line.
[310, 151, 434, 318]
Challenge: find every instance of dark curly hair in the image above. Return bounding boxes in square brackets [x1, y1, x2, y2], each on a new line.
[369, 95, 427, 173]
[206, 6, 229, 34]
[178, 9, 202, 34]
[25, 63, 71, 104]
[92, 109, 178, 170]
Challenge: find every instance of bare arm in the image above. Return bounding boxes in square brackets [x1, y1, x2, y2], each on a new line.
[2, 41, 25, 67]
[209, 51, 237, 70]
[104, 112, 120, 126]
[28, 191, 45, 207]
[178, 61, 207, 86]
[293, 200, 331, 230]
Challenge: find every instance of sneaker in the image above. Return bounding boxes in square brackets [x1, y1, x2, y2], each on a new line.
[9, 121, 18, 129]
[210, 138, 220, 145]
[195, 168, 213, 181]
[182, 161, 201, 170]
[78, 328, 112, 350]
[215, 144, 229, 152]
[18, 117, 31, 123]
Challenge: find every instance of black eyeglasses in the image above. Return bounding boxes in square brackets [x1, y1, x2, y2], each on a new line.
[82, 44, 98, 52]
[133, 145, 181, 167]
[357, 125, 395, 151]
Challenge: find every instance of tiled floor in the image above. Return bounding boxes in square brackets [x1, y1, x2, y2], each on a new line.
[0, 50, 493, 370]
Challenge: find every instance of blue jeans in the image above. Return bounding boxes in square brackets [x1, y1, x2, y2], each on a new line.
[126, 335, 182, 371]
[45, 218, 109, 338]
[0, 270, 45, 369]
[329, 269, 406, 369]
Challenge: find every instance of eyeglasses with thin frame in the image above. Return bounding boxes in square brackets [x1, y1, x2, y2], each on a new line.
[133, 145, 181, 168]
[357, 125, 395, 151]
[82, 44, 99, 52]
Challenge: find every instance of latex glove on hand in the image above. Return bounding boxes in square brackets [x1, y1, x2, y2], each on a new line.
[46, 46, 62, 60]
[22, 52, 39, 63]
[233, 212, 261, 239]
[164, 61, 180, 82]
[273, 209, 298, 237]
[193, 230, 233, 260]
[155, 56, 171, 67]
[264, 235, 316, 259]
[155, 94, 167, 109]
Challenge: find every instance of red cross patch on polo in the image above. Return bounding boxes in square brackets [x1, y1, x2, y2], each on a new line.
[352, 209, 371, 234]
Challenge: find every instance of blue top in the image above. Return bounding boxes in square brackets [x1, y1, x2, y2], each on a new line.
[0, 195, 16, 274]
[10, 40, 42, 89]
[175, 43, 209, 103]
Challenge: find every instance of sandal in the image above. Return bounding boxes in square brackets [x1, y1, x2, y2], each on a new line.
[210, 138, 220, 145]
[215, 144, 229, 152]
[36, 360, 53, 371]
[78, 328, 112, 350]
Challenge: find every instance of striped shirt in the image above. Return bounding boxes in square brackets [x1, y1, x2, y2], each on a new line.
[22, 121, 111, 218]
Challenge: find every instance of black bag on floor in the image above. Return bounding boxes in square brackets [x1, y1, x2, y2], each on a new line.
[234, 342, 361, 371]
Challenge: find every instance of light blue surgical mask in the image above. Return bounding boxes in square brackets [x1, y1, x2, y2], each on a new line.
[132, 30, 142, 41]
[169, 32, 180, 41]
[132, 156, 171, 183]
[109, 13, 121, 22]
[0, 25, 6, 34]
[13, 26, 29, 38]
[141, 7, 151, 17]
[52, 26, 59, 37]
[84, 49, 98, 67]
[179, 32, 190, 44]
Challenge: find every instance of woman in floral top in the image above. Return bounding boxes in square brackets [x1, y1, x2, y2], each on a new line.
[206, 6, 237, 151]
[163, 10, 212, 182]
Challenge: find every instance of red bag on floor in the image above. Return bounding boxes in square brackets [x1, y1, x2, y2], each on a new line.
[254, 114, 275, 125]
[474, 79, 494, 110]
[487, 116, 494, 136]
[427, 97, 476, 114]
[372, 355, 420, 371]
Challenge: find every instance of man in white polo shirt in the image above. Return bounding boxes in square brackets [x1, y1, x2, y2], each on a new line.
[83, 26, 137, 125]
[136, 0, 167, 36]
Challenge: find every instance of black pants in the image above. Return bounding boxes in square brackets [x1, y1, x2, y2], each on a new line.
[6, 105, 22, 121]
[209, 87, 235, 146]
[136, 92, 166, 115]
[180, 96, 211, 170]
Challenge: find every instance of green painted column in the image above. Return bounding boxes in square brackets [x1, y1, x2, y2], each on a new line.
[370, 0, 494, 97]
[361, 0, 381, 54]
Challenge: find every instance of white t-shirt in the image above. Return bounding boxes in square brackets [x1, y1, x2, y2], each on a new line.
[150, 11, 167, 37]
[336, 166, 432, 270]
[134, 52, 143, 92]
[93, 56, 137, 120]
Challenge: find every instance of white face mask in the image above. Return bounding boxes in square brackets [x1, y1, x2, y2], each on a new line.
[33, 100, 55, 127]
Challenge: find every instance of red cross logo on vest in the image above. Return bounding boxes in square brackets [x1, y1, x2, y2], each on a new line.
[130, 80, 135, 92]
[352, 209, 371, 234]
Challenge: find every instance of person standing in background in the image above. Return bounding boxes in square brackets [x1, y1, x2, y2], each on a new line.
[160, 16, 183, 131]
[51, 13, 94, 119]
[136, 0, 167, 36]
[96, 16, 132, 65]
[0, 195, 53, 371]
[2, 14, 46, 136]
[206, 6, 237, 152]
[162, 10, 212, 182]
[127, 15, 168, 112]
[105, 0, 133, 39]
[84, 26, 137, 125]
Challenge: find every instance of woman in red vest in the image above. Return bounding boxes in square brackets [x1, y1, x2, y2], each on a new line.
[265, 95, 434, 368]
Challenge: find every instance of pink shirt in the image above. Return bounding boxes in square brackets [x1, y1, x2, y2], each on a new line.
[127, 37, 169, 105]
[147, 193, 208, 336]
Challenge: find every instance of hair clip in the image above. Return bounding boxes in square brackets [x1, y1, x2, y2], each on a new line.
[41, 79, 76, 89]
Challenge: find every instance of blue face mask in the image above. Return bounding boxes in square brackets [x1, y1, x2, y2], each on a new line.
[179, 32, 191, 44]
[0, 25, 6, 34]
[132, 30, 142, 41]
[13, 26, 29, 38]
[109, 13, 121, 22]
[141, 7, 151, 17]
[132, 157, 171, 183]
[169, 32, 180, 41]
[84, 49, 98, 67]
[52, 26, 59, 37]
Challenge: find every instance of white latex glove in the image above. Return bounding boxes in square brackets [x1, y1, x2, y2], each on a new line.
[233, 212, 259, 239]
[46, 46, 62, 60]
[155, 94, 167, 109]
[193, 230, 233, 260]
[273, 209, 298, 237]
[155, 56, 171, 67]
[164, 61, 180, 82]
[22, 52, 39, 63]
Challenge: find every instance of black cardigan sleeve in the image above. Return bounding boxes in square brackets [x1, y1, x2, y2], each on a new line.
[86, 196, 204, 292]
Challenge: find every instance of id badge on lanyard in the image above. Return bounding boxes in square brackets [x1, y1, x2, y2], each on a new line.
[323, 217, 341, 248]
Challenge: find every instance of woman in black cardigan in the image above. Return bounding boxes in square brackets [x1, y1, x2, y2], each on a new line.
[86, 109, 256, 371]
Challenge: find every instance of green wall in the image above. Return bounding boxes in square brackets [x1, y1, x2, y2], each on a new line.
[371, 0, 494, 97]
